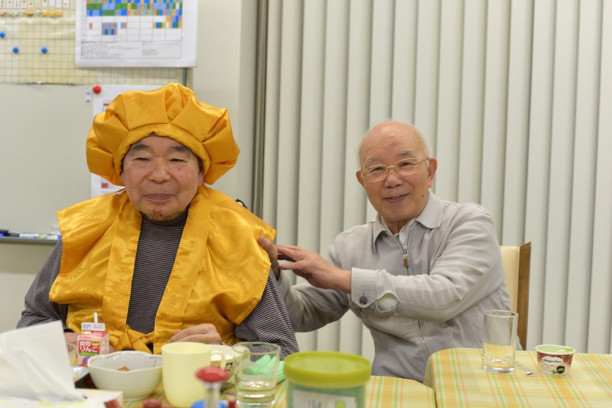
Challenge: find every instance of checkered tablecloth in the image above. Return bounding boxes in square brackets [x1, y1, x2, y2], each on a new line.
[424, 348, 612, 407]
[126, 375, 435, 407]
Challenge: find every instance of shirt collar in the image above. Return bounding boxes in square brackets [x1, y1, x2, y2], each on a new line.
[371, 191, 443, 244]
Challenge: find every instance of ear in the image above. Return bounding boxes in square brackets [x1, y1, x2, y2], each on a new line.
[426, 158, 438, 188]
[356, 169, 366, 187]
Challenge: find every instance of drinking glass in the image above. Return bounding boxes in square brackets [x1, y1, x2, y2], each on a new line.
[232, 342, 280, 407]
[482, 310, 518, 373]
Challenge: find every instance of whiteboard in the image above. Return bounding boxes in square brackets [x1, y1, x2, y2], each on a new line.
[0, 84, 92, 234]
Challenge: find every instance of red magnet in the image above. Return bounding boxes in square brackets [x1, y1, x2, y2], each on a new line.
[92, 84, 102, 94]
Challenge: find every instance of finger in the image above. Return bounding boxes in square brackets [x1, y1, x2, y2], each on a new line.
[168, 324, 214, 343]
[176, 332, 222, 344]
[276, 245, 302, 255]
[258, 236, 276, 255]
[278, 262, 302, 271]
[65, 332, 79, 345]
[277, 247, 301, 262]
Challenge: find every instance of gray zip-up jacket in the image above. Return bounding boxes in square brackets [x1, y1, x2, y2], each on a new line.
[278, 192, 512, 381]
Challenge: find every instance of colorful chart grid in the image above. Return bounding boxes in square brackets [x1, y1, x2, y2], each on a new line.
[83, 0, 183, 39]
[0, 0, 184, 85]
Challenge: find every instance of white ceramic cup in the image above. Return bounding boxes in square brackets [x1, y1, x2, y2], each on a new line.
[482, 310, 518, 373]
[161, 342, 226, 408]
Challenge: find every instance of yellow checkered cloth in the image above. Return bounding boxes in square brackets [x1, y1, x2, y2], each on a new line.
[424, 348, 612, 408]
[126, 375, 434, 407]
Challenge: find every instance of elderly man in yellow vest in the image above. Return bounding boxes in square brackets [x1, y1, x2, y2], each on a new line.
[18, 84, 299, 357]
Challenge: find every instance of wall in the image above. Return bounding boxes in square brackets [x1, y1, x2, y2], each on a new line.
[0, 0, 257, 332]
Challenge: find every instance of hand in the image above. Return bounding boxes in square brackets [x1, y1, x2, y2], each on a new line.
[167, 323, 222, 344]
[65, 331, 78, 346]
[259, 236, 280, 280]
[277, 245, 352, 293]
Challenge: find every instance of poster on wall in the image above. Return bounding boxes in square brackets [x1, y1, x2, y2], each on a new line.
[75, 0, 197, 67]
[90, 84, 163, 198]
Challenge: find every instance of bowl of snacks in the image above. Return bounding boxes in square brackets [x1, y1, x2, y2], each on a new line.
[87, 351, 162, 400]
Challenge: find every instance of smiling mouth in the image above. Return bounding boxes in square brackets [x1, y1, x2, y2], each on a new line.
[384, 194, 408, 203]
[145, 194, 172, 201]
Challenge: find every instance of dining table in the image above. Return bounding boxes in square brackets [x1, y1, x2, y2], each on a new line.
[424, 347, 612, 407]
[125, 374, 435, 408]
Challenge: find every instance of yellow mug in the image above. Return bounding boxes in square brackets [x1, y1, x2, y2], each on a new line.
[161, 342, 226, 408]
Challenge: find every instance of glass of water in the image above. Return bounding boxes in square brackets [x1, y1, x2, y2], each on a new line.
[232, 342, 281, 407]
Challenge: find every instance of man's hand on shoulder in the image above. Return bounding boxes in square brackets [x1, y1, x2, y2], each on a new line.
[259, 236, 281, 280]
[276, 245, 352, 293]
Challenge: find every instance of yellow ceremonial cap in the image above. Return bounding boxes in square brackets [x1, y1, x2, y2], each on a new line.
[86, 83, 239, 186]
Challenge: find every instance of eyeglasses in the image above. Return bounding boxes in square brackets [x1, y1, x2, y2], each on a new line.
[361, 158, 428, 183]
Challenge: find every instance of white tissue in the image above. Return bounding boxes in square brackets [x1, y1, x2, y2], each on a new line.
[0, 321, 83, 402]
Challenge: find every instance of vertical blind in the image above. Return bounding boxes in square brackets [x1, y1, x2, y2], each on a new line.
[259, 0, 612, 360]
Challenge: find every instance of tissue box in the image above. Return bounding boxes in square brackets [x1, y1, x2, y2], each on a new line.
[77, 331, 109, 366]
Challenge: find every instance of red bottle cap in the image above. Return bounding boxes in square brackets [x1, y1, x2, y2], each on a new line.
[196, 366, 230, 383]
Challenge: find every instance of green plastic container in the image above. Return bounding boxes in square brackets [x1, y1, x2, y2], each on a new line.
[284, 351, 371, 408]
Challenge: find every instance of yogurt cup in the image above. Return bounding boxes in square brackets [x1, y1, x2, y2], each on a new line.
[535, 344, 575, 375]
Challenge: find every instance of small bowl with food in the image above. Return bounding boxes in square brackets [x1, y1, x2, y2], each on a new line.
[87, 351, 162, 400]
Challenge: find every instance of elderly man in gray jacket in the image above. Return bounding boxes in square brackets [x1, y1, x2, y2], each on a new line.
[260, 120, 513, 381]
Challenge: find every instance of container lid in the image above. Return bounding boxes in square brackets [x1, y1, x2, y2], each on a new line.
[535, 344, 575, 355]
[284, 351, 371, 388]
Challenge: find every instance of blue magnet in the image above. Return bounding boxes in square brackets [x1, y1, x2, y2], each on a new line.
[41, 46, 48, 54]
[0, 32, 5, 39]
[12, 46, 19, 53]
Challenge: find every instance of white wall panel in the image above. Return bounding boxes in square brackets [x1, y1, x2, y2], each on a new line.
[565, 0, 601, 353]
[315, 0, 351, 353]
[524, 0, 555, 347]
[458, 0, 487, 204]
[542, 0, 579, 343]
[370, 0, 395, 121]
[262, 0, 283, 226]
[339, 0, 373, 358]
[501, 0, 532, 246]
[343, 0, 372, 232]
[297, 0, 325, 251]
[435, 0, 464, 201]
[589, 0, 612, 354]
[414, 0, 441, 155]
[391, 0, 418, 123]
[480, 0, 510, 234]
[274, 0, 303, 248]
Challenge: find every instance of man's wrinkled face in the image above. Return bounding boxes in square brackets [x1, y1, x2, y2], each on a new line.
[356, 122, 437, 234]
[120, 135, 203, 222]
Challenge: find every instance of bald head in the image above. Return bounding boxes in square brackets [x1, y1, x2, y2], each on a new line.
[359, 121, 431, 168]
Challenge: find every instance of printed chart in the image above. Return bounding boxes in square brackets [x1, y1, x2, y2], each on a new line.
[75, 0, 197, 67]
[0, 0, 186, 84]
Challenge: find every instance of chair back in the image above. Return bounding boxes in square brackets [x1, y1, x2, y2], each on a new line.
[500, 242, 531, 349]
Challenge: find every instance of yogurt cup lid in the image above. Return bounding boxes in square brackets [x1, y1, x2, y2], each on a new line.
[535, 344, 575, 354]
